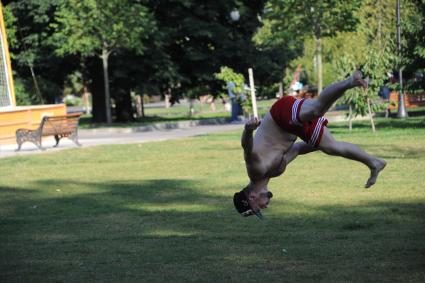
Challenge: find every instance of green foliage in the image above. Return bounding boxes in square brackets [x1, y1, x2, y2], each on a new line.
[13, 77, 33, 106]
[334, 55, 366, 116]
[335, 47, 390, 119]
[338, 0, 397, 120]
[51, 0, 154, 57]
[49, 0, 155, 122]
[214, 66, 245, 96]
[214, 66, 252, 113]
[263, 0, 424, 97]
[262, 0, 362, 91]
[12, 75, 60, 106]
[356, 0, 396, 44]
[3, 5, 18, 52]
[5, 1, 81, 106]
[311, 31, 368, 86]
[63, 95, 83, 106]
[63, 71, 84, 96]
[6, 1, 59, 68]
[399, 0, 425, 92]
[267, 0, 361, 38]
[4, 0, 423, 125]
[147, 1, 267, 101]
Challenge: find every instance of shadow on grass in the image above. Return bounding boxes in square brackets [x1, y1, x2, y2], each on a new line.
[0, 179, 424, 282]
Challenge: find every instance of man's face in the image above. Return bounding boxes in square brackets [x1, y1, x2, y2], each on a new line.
[248, 188, 272, 212]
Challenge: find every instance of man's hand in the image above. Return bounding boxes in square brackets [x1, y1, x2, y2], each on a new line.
[245, 116, 261, 131]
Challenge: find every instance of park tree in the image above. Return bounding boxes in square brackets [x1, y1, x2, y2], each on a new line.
[4, 0, 80, 105]
[51, 0, 154, 123]
[147, 0, 267, 104]
[352, 0, 424, 121]
[331, 0, 398, 131]
[265, 0, 362, 92]
[335, 49, 393, 132]
[252, 15, 297, 98]
[397, 0, 425, 93]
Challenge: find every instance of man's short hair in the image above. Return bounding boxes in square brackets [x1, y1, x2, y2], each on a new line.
[233, 186, 264, 219]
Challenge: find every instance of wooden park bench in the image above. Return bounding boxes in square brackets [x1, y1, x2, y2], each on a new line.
[16, 113, 82, 151]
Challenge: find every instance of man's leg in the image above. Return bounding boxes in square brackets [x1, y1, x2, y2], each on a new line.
[284, 141, 317, 165]
[318, 127, 386, 188]
[299, 71, 368, 122]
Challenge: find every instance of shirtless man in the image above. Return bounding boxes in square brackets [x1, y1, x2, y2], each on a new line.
[233, 71, 387, 219]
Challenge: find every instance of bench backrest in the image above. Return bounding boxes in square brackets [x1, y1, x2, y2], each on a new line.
[39, 114, 82, 136]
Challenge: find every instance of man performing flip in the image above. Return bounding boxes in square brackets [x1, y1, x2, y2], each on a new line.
[234, 71, 387, 219]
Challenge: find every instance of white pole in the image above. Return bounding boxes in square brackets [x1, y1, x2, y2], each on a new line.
[248, 68, 258, 118]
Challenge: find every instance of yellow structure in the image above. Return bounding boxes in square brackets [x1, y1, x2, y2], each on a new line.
[0, 2, 66, 144]
[0, 104, 67, 143]
[0, 1, 15, 107]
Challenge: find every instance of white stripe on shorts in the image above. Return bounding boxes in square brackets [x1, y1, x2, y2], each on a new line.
[312, 117, 326, 145]
[291, 99, 302, 126]
[309, 117, 325, 146]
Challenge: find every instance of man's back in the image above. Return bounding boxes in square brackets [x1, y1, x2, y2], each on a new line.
[245, 112, 296, 180]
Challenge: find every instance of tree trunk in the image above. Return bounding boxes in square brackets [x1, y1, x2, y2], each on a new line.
[86, 57, 107, 123]
[189, 99, 195, 116]
[165, 88, 171, 108]
[278, 82, 283, 98]
[314, 34, 323, 93]
[101, 47, 112, 124]
[141, 93, 145, 118]
[140, 85, 145, 118]
[135, 95, 142, 118]
[29, 66, 44, 104]
[348, 104, 353, 131]
[82, 86, 91, 115]
[367, 97, 376, 133]
[114, 88, 133, 122]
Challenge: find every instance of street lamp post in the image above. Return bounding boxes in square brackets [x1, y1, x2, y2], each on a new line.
[396, 0, 408, 118]
[227, 8, 241, 122]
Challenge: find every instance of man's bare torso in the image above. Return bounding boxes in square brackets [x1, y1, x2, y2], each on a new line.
[244, 112, 296, 181]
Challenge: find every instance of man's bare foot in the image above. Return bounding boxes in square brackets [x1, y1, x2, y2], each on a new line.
[365, 159, 387, 188]
[350, 70, 369, 89]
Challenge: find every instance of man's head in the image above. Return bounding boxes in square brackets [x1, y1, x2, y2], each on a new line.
[233, 185, 273, 219]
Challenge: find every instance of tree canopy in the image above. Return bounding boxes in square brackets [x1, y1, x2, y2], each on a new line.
[3, 0, 424, 123]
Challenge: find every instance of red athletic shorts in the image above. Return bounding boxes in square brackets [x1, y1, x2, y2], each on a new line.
[270, 96, 328, 147]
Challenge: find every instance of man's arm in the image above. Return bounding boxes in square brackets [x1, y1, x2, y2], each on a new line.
[241, 117, 261, 154]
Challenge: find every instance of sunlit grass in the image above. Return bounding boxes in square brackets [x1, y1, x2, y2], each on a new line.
[0, 117, 424, 282]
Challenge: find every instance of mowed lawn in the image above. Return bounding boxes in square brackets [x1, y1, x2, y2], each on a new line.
[1, 117, 424, 282]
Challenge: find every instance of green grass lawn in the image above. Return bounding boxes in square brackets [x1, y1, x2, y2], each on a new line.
[1, 117, 424, 282]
